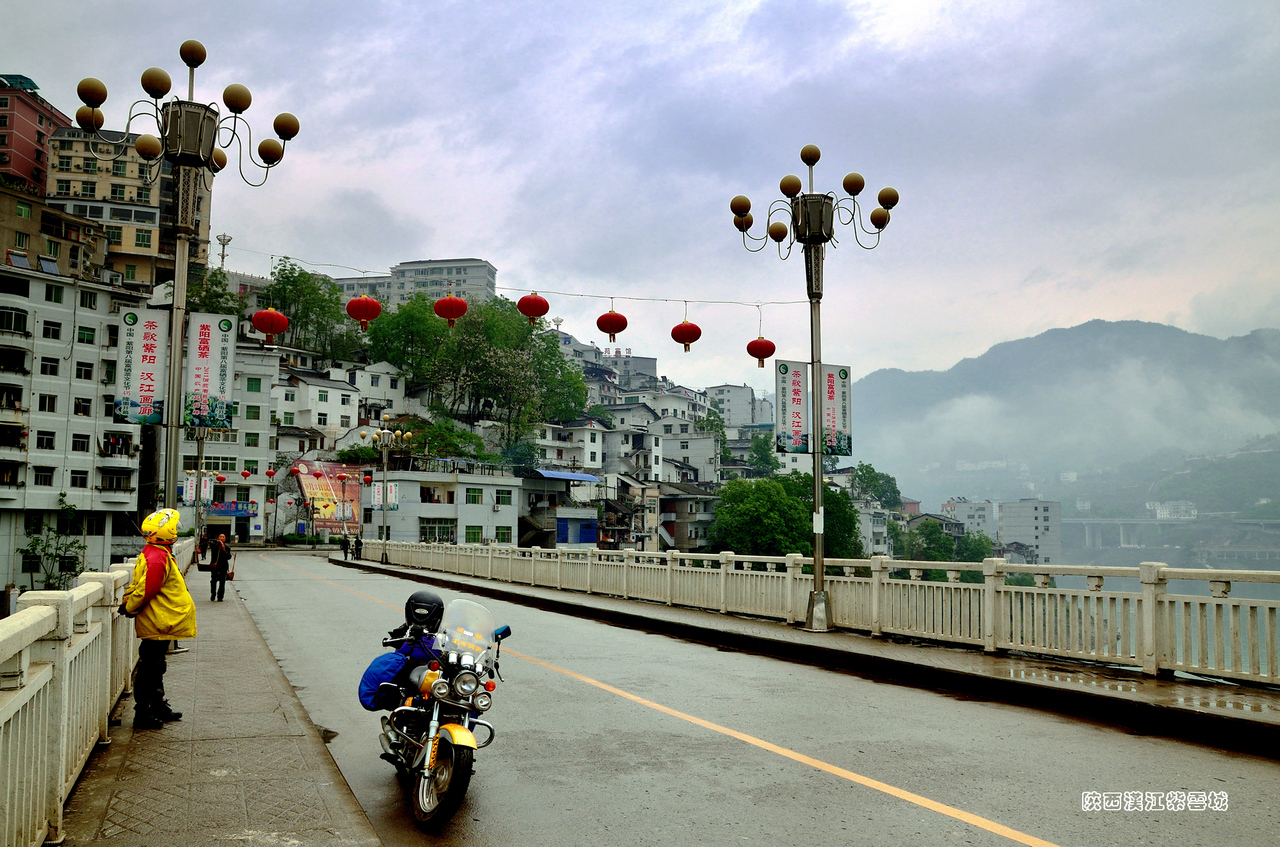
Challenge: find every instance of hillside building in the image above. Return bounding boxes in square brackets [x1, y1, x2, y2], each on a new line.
[941, 497, 997, 539]
[0, 75, 69, 194]
[332, 258, 497, 311]
[998, 498, 1061, 564]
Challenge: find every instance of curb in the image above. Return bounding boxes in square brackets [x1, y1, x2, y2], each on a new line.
[329, 555, 1280, 760]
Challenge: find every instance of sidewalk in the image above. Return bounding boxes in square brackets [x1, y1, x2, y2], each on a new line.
[330, 555, 1280, 759]
[61, 566, 382, 846]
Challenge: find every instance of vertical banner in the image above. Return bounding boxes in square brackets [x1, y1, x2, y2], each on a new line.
[774, 360, 809, 453]
[200, 474, 213, 505]
[820, 365, 852, 456]
[182, 475, 196, 505]
[185, 313, 238, 428]
[371, 482, 399, 511]
[115, 311, 168, 423]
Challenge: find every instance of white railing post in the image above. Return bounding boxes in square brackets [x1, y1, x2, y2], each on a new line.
[718, 551, 731, 614]
[487, 544, 494, 579]
[623, 549, 631, 600]
[556, 548, 564, 590]
[982, 557, 1005, 652]
[665, 550, 674, 606]
[1140, 562, 1168, 677]
[587, 548, 595, 595]
[16, 590, 74, 844]
[870, 555, 888, 636]
[785, 553, 800, 623]
[78, 571, 123, 744]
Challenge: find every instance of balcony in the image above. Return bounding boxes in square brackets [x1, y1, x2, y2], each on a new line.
[94, 486, 135, 502]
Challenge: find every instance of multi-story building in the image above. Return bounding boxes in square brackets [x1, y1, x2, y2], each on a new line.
[854, 499, 894, 557]
[0, 262, 150, 588]
[600, 347, 657, 391]
[0, 75, 69, 194]
[940, 497, 997, 539]
[651, 415, 719, 483]
[998, 498, 1061, 565]
[180, 344, 278, 543]
[657, 482, 716, 552]
[707, 383, 768, 428]
[332, 258, 497, 311]
[359, 456, 521, 544]
[617, 384, 708, 422]
[45, 128, 211, 289]
[3, 182, 108, 279]
[536, 418, 608, 472]
[273, 368, 360, 448]
[340, 362, 406, 424]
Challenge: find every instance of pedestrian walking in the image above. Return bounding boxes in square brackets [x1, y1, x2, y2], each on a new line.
[353, 535, 363, 561]
[210, 532, 233, 601]
[118, 508, 196, 729]
[340, 535, 350, 560]
[198, 533, 209, 563]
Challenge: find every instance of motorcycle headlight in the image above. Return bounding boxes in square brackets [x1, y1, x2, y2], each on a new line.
[472, 691, 492, 711]
[453, 671, 480, 698]
[430, 678, 451, 699]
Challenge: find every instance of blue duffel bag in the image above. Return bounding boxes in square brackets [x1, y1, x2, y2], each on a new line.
[358, 651, 408, 711]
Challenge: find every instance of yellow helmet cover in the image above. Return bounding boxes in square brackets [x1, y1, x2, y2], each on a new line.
[142, 508, 181, 543]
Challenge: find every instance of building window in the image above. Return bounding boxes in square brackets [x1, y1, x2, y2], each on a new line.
[465, 488, 483, 505]
[340, 415, 350, 428]
[74, 397, 91, 416]
[102, 361, 115, 384]
[283, 412, 294, 425]
[364, 508, 374, 524]
[680, 424, 689, 434]
[680, 441, 689, 450]
[495, 489, 512, 506]
[81, 181, 96, 196]
[102, 394, 114, 417]
[40, 357, 58, 376]
[16, 202, 31, 219]
[340, 394, 351, 405]
[79, 291, 97, 309]
[124, 265, 136, 280]
[245, 432, 259, 447]
[75, 361, 93, 380]
[663, 425, 673, 434]
[38, 394, 56, 413]
[316, 413, 328, 425]
[317, 390, 328, 402]
[246, 377, 261, 392]
[55, 179, 71, 196]
[590, 452, 597, 462]
[42, 320, 61, 340]
[45, 284, 63, 303]
[72, 433, 90, 452]
[245, 405, 260, 420]
[112, 160, 127, 177]
[12, 231, 28, 249]
[106, 325, 118, 347]
[44, 240, 60, 258]
[370, 376, 379, 387]
[284, 390, 295, 402]
[136, 186, 150, 203]
[34, 466, 54, 486]
[465, 525, 483, 543]
[495, 526, 512, 544]
[390, 378, 398, 389]
[244, 460, 259, 474]
[105, 226, 122, 246]
[70, 470, 88, 488]
[77, 326, 95, 344]
[36, 431, 55, 449]
[110, 183, 126, 200]
[134, 229, 152, 248]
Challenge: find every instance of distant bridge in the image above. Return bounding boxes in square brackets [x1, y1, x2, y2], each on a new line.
[1062, 517, 1194, 548]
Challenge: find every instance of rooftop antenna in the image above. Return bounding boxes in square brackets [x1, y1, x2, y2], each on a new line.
[216, 233, 231, 268]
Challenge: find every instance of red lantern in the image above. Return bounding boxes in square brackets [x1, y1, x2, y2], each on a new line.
[337, 472, 348, 482]
[363, 475, 373, 485]
[289, 467, 300, 476]
[251, 308, 289, 345]
[434, 294, 467, 327]
[312, 470, 323, 479]
[216, 474, 226, 483]
[346, 295, 382, 331]
[286, 499, 294, 506]
[746, 337, 776, 368]
[250, 500, 257, 505]
[268, 498, 275, 504]
[241, 469, 251, 479]
[517, 292, 549, 325]
[597, 310, 627, 342]
[265, 468, 276, 479]
[671, 320, 701, 352]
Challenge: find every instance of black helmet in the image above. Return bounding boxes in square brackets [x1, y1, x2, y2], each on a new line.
[405, 590, 444, 630]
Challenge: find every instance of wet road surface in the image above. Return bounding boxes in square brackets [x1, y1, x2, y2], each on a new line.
[232, 550, 1280, 847]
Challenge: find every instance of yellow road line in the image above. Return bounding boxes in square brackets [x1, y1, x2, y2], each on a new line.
[260, 553, 1062, 847]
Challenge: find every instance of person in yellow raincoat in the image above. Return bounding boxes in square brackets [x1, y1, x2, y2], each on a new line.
[118, 508, 197, 729]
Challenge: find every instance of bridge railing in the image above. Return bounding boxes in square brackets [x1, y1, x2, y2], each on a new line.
[0, 536, 193, 847]
[364, 541, 1280, 687]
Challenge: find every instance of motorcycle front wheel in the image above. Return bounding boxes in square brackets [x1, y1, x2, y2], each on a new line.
[411, 739, 473, 832]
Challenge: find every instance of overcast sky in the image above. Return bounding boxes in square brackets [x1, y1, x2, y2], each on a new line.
[6, 1, 1279, 395]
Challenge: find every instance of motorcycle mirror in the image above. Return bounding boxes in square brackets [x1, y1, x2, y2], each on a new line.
[493, 625, 512, 642]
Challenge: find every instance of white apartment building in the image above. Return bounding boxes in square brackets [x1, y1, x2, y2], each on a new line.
[360, 458, 521, 544]
[338, 362, 406, 423]
[332, 258, 497, 311]
[273, 369, 360, 449]
[854, 499, 895, 557]
[941, 498, 997, 539]
[707, 383, 767, 427]
[652, 415, 720, 483]
[617, 385, 708, 422]
[601, 348, 658, 390]
[998, 498, 1061, 564]
[1, 268, 150, 587]
[536, 419, 608, 472]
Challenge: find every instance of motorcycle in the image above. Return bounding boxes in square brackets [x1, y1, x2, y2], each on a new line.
[372, 598, 512, 831]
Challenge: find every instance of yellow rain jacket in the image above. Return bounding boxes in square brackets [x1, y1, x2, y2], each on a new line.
[122, 542, 197, 640]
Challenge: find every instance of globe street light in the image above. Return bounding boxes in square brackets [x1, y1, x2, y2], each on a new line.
[360, 415, 411, 564]
[75, 40, 299, 511]
[732, 144, 898, 632]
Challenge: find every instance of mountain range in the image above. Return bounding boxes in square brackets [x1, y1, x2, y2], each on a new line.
[847, 320, 1280, 508]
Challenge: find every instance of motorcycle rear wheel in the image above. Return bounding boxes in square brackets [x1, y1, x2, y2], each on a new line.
[411, 739, 473, 832]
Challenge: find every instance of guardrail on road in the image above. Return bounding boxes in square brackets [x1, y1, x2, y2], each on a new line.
[364, 542, 1280, 687]
[0, 537, 193, 847]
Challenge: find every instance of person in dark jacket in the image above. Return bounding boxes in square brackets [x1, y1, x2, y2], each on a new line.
[340, 535, 350, 560]
[210, 533, 232, 601]
[353, 535, 364, 561]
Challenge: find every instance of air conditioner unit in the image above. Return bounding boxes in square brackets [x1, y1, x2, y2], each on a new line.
[101, 270, 123, 284]
[493, 503, 502, 512]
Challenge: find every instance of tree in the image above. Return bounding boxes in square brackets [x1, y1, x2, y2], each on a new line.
[903, 519, 955, 562]
[708, 478, 813, 556]
[850, 461, 902, 509]
[584, 405, 614, 426]
[17, 493, 88, 590]
[747, 433, 781, 477]
[259, 259, 362, 360]
[184, 266, 243, 315]
[696, 407, 731, 463]
[778, 472, 863, 559]
[953, 531, 994, 563]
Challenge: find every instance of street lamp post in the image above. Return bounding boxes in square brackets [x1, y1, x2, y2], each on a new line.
[360, 415, 412, 564]
[75, 40, 298, 511]
[732, 144, 898, 631]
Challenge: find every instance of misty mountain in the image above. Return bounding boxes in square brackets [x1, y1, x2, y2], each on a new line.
[848, 320, 1280, 507]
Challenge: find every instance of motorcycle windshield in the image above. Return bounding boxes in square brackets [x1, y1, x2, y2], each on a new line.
[437, 599, 496, 662]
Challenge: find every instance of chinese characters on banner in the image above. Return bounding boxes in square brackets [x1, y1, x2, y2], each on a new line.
[371, 481, 399, 512]
[774, 360, 809, 453]
[115, 311, 169, 424]
[182, 475, 196, 505]
[293, 461, 366, 531]
[185, 313, 238, 428]
[820, 365, 852, 456]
